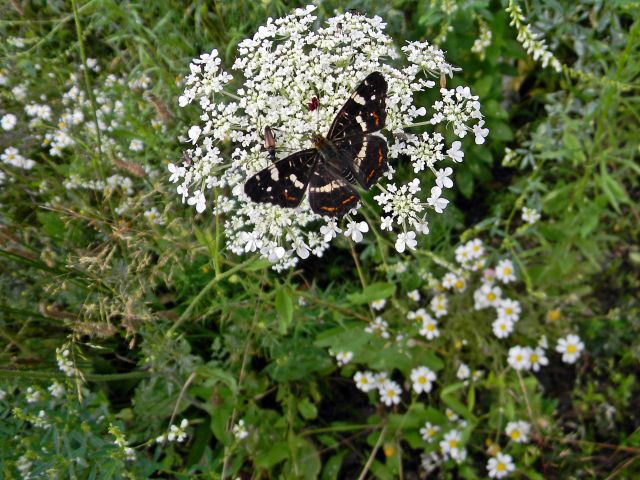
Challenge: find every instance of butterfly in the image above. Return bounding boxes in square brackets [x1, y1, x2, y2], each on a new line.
[244, 71, 388, 219]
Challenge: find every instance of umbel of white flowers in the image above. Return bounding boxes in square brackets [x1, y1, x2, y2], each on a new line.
[170, 5, 488, 270]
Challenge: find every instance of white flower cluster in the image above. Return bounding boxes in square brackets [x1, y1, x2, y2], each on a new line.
[38, 72, 132, 157]
[508, 333, 584, 372]
[25, 387, 42, 404]
[232, 419, 249, 440]
[1, 146, 35, 170]
[521, 206, 541, 225]
[507, 0, 562, 73]
[507, 344, 549, 371]
[353, 365, 437, 406]
[1, 113, 17, 130]
[450, 242, 522, 340]
[109, 424, 136, 461]
[62, 173, 134, 195]
[471, 19, 493, 60]
[172, 6, 487, 269]
[56, 345, 78, 377]
[439, 428, 467, 463]
[333, 350, 353, 366]
[156, 418, 189, 443]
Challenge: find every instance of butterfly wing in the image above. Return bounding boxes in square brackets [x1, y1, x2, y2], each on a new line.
[308, 162, 360, 218]
[335, 134, 388, 189]
[244, 149, 317, 208]
[327, 71, 387, 140]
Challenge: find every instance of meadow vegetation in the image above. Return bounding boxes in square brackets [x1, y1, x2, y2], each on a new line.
[1, 0, 639, 478]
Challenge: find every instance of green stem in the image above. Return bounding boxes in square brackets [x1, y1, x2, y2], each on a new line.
[357, 424, 387, 480]
[71, 0, 105, 181]
[166, 256, 258, 336]
[0, 369, 150, 382]
[301, 424, 378, 436]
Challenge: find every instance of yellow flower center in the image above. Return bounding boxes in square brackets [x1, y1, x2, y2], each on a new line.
[547, 309, 561, 321]
[454, 280, 464, 289]
[510, 431, 520, 440]
[567, 345, 577, 353]
[503, 267, 512, 276]
[418, 377, 426, 384]
[497, 463, 506, 472]
[487, 293, 496, 301]
[530, 354, 539, 363]
[516, 354, 523, 362]
[449, 440, 458, 449]
[386, 390, 395, 398]
[427, 324, 435, 331]
[505, 308, 513, 315]
[58, 121, 66, 128]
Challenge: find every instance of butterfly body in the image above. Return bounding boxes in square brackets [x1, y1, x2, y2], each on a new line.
[263, 126, 277, 163]
[244, 72, 388, 218]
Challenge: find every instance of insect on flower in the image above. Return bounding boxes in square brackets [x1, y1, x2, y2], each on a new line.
[244, 72, 389, 219]
[263, 126, 277, 163]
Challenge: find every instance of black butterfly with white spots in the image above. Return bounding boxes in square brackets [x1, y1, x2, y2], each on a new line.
[244, 72, 388, 218]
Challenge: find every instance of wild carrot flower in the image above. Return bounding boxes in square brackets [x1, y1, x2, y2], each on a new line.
[173, 6, 487, 269]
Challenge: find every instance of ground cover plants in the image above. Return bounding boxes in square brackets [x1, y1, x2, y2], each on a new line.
[1, 0, 639, 478]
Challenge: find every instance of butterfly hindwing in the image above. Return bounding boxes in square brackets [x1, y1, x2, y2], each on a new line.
[336, 134, 389, 190]
[328, 71, 387, 140]
[309, 163, 360, 218]
[244, 149, 317, 208]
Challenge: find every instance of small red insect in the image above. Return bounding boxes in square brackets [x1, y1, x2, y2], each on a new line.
[307, 96, 319, 111]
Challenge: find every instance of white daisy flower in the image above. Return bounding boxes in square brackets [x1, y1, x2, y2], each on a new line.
[487, 452, 515, 478]
[505, 420, 531, 444]
[555, 334, 584, 364]
[410, 366, 437, 394]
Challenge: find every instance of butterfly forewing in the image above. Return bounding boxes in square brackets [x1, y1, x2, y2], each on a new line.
[327, 71, 387, 140]
[244, 149, 317, 208]
[309, 165, 360, 218]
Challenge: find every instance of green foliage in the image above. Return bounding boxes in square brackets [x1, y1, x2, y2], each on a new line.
[1, 0, 639, 478]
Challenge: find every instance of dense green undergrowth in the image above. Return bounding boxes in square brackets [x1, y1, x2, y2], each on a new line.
[1, 0, 639, 478]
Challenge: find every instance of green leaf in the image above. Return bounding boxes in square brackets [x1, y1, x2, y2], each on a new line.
[255, 441, 289, 469]
[37, 211, 65, 241]
[347, 282, 395, 305]
[599, 166, 629, 213]
[298, 398, 318, 420]
[197, 364, 239, 394]
[275, 285, 293, 334]
[440, 382, 478, 423]
[266, 339, 332, 381]
[321, 451, 346, 480]
[456, 168, 474, 199]
[283, 436, 321, 479]
[245, 257, 273, 271]
[486, 120, 513, 142]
